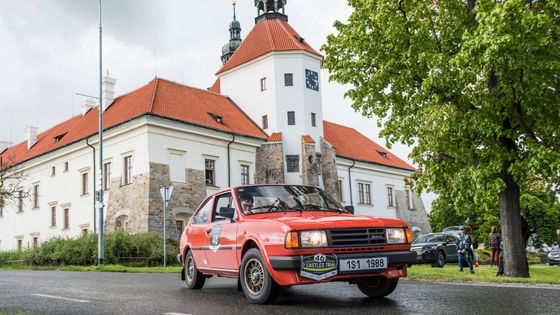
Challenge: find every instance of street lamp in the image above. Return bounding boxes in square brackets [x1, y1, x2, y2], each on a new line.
[97, 0, 105, 266]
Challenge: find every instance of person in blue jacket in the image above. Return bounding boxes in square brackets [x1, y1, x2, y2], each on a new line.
[456, 226, 475, 274]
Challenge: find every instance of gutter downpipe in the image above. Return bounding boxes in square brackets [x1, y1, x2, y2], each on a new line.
[227, 134, 236, 187]
[86, 137, 96, 233]
[348, 159, 356, 207]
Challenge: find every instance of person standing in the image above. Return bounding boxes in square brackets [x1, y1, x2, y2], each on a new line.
[455, 226, 475, 274]
[556, 229, 560, 246]
[488, 226, 501, 268]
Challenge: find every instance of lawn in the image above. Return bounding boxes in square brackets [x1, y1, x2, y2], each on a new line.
[407, 264, 560, 285]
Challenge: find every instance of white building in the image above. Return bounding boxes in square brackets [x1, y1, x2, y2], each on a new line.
[0, 0, 430, 251]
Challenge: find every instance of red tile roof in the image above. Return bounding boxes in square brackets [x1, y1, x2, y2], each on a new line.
[0, 78, 268, 167]
[302, 135, 315, 144]
[216, 19, 322, 75]
[268, 132, 282, 142]
[208, 78, 221, 94]
[323, 121, 415, 171]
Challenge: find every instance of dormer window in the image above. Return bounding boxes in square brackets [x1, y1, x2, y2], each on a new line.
[209, 113, 224, 124]
[377, 151, 388, 159]
[54, 133, 67, 143]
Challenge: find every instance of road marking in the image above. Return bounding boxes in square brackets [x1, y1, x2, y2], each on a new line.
[31, 293, 90, 303]
[163, 313, 191, 315]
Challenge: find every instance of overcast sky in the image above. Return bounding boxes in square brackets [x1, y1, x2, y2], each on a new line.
[0, 0, 436, 211]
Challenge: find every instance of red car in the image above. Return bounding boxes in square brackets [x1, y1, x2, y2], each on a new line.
[178, 185, 416, 304]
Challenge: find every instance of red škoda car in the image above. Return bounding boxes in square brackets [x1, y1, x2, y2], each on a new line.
[178, 185, 416, 304]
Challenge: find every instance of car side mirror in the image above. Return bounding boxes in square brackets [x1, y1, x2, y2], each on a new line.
[218, 207, 236, 220]
[344, 206, 355, 215]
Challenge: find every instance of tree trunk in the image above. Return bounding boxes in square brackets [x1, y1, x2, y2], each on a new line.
[499, 162, 530, 278]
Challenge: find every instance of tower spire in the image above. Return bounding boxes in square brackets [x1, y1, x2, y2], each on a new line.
[221, 1, 243, 65]
[254, 0, 288, 23]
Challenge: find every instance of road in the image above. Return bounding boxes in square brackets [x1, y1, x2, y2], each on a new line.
[0, 270, 559, 315]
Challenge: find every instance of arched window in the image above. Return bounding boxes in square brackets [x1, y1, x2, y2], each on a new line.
[115, 215, 129, 231]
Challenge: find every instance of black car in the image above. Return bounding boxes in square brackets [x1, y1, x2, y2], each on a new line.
[411, 233, 459, 267]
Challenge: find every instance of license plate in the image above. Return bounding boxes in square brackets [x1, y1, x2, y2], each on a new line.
[339, 257, 388, 272]
[300, 254, 338, 281]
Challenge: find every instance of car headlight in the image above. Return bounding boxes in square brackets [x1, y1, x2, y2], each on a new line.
[300, 230, 328, 248]
[386, 228, 407, 244]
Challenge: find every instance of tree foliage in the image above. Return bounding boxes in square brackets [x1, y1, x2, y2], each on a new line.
[324, 0, 560, 277]
[0, 154, 29, 208]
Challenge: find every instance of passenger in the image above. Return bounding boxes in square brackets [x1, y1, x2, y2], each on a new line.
[239, 193, 254, 214]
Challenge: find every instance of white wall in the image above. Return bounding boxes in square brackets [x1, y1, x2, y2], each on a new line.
[336, 158, 414, 219]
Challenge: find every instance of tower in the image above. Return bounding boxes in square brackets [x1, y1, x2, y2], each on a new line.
[217, 0, 337, 190]
[221, 1, 243, 65]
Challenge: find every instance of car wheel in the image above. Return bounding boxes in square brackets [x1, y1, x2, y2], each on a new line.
[357, 277, 399, 298]
[431, 251, 446, 268]
[185, 250, 205, 289]
[240, 248, 279, 304]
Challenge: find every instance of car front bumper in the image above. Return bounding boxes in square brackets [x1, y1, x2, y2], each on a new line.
[269, 250, 417, 271]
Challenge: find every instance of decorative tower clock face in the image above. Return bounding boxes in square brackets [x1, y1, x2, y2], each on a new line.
[305, 69, 319, 91]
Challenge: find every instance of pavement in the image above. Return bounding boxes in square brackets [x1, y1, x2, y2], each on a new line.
[1, 270, 559, 315]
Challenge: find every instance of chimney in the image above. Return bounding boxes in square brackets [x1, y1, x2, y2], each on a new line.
[0, 140, 12, 153]
[81, 98, 97, 116]
[26, 126, 38, 149]
[102, 70, 117, 111]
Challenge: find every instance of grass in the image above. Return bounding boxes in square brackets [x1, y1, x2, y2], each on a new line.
[407, 264, 560, 285]
[0, 264, 182, 273]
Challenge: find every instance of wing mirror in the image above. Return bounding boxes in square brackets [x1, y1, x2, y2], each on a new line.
[218, 207, 236, 221]
[344, 206, 355, 215]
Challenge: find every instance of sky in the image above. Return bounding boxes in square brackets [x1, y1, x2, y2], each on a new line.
[0, 0, 436, 212]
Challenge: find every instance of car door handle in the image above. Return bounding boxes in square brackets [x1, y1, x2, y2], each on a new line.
[206, 228, 212, 234]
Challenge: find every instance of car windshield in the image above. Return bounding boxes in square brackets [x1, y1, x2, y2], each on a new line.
[413, 234, 444, 244]
[235, 185, 347, 215]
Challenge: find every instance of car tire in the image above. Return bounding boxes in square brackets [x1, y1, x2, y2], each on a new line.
[185, 250, 205, 289]
[431, 251, 446, 268]
[240, 248, 279, 304]
[357, 277, 399, 298]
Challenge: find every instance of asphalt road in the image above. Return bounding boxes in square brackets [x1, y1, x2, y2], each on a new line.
[1, 270, 559, 315]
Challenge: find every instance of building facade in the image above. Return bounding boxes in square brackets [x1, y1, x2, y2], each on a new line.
[0, 1, 430, 251]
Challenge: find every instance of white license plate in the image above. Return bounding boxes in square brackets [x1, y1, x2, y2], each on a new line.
[339, 257, 388, 272]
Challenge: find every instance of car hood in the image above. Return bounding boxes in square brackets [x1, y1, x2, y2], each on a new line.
[245, 212, 407, 230]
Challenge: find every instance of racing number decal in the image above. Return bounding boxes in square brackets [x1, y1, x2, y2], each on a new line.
[209, 225, 222, 252]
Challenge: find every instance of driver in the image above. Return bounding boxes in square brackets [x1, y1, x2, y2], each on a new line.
[239, 193, 254, 214]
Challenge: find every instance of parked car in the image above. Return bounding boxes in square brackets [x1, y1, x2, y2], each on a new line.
[548, 247, 560, 266]
[410, 233, 459, 267]
[178, 185, 417, 304]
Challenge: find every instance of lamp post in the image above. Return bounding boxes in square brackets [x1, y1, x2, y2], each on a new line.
[160, 186, 174, 267]
[97, 0, 105, 266]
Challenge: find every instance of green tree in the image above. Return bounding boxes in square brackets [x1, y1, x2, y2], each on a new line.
[323, 0, 560, 277]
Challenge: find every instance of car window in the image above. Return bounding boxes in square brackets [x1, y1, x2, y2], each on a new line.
[212, 193, 235, 222]
[445, 234, 457, 242]
[413, 235, 428, 244]
[431, 235, 444, 243]
[192, 198, 212, 225]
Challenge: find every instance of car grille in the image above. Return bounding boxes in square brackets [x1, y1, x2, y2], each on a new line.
[328, 228, 386, 247]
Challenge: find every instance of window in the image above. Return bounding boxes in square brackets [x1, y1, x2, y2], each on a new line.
[64, 162, 69, 172]
[287, 111, 296, 126]
[82, 228, 89, 236]
[387, 187, 394, 207]
[103, 162, 111, 190]
[262, 115, 268, 130]
[377, 151, 388, 159]
[192, 198, 212, 225]
[241, 165, 250, 185]
[260, 77, 267, 91]
[311, 113, 317, 127]
[213, 193, 234, 222]
[33, 185, 39, 209]
[17, 239, 23, 252]
[63, 208, 70, 230]
[123, 155, 133, 185]
[17, 190, 23, 213]
[51, 166, 56, 176]
[286, 155, 300, 173]
[358, 183, 372, 205]
[81, 173, 89, 195]
[115, 215, 129, 231]
[337, 179, 344, 201]
[33, 237, 38, 248]
[405, 189, 414, 210]
[205, 159, 216, 186]
[176, 220, 185, 239]
[0, 198, 3, 218]
[51, 207, 56, 227]
[284, 73, 293, 86]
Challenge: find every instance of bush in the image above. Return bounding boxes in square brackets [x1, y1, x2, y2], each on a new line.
[474, 248, 542, 265]
[1, 232, 179, 267]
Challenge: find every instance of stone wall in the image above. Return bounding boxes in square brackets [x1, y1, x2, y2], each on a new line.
[320, 138, 340, 201]
[105, 173, 150, 233]
[255, 142, 285, 184]
[301, 142, 320, 187]
[394, 190, 432, 238]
